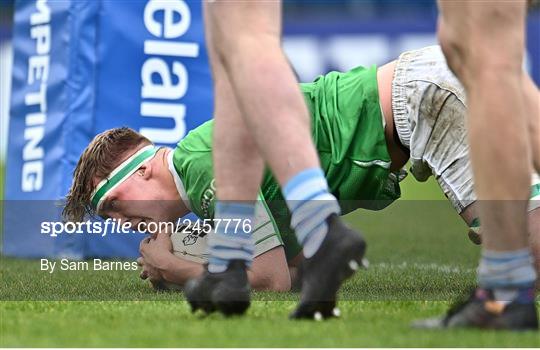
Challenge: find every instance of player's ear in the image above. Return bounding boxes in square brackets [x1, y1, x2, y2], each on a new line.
[137, 163, 152, 180]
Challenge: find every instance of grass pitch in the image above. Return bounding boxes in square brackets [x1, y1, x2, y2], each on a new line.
[1, 176, 539, 347]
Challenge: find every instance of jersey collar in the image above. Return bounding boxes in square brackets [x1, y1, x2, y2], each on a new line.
[167, 149, 191, 211]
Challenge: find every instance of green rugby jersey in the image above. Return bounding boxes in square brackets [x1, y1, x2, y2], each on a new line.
[173, 65, 401, 259]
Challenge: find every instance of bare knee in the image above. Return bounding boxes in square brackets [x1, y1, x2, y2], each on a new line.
[204, 2, 281, 72]
[437, 18, 466, 80]
[438, 32, 522, 89]
[437, 2, 526, 86]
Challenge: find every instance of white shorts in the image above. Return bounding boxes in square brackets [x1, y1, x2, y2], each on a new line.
[392, 45, 539, 213]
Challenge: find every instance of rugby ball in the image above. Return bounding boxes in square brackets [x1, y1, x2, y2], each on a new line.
[170, 222, 210, 264]
[156, 222, 209, 291]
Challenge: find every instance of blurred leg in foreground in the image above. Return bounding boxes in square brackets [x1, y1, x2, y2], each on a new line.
[416, 0, 538, 330]
[186, 1, 364, 319]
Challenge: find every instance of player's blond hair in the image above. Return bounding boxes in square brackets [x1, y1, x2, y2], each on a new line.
[62, 127, 151, 222]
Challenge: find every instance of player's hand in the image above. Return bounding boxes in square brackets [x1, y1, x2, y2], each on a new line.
[137, 256, 165, 289]
[139, 232, 174, 271]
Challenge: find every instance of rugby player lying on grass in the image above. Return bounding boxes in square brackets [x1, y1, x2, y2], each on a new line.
[63, 45, 540, 292]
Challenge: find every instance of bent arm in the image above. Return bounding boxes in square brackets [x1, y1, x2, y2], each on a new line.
[249, 246, 291, 291]
[159, 254, 205, 286]
[157, 245, 292, 291]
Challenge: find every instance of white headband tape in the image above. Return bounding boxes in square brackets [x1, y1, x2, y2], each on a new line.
[90, 145, 158, 211]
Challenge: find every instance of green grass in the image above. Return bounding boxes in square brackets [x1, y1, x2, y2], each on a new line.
[0, 161, 3, 201]
[1, 300, 538, 347]
[1, 172, 539, 347]
[0, 161, 4, 244]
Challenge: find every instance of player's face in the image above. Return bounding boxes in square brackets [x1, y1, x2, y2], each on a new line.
[96, 165, 181, 230]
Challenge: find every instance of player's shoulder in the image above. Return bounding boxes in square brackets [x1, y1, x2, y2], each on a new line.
[177, 119, 214, 152]
[172, 120, 215, 181]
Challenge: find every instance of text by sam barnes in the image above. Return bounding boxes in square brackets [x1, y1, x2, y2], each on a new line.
[40, 259, 138, 273]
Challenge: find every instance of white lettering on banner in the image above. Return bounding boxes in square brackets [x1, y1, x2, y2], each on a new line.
[144, 0, 190, 38]
[144, 40, 199, 57]
[140, 102, 186, 144]
[141, 58, 187, 99]
[141, 0, 199, 145]
[22, 0, 50, 192]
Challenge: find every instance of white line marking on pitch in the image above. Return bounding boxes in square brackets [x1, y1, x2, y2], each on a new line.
[373, 262, 474, 274]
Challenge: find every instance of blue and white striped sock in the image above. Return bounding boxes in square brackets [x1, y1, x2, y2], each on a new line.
[478, 248, 537, 303]
[207, 202, 255, 273]
[283, 168, 341, 258]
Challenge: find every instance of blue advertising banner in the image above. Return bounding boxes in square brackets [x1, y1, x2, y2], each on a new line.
[4, 0, 213, 258]
[5, 0, 76, 258]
